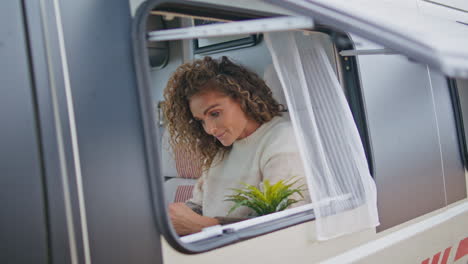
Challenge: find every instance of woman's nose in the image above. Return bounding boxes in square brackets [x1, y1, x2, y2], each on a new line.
[204, 121, 217, 135]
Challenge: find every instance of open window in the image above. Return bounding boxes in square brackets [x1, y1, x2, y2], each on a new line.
[133, 0, 376, 254]
[132, 0, 468, 254]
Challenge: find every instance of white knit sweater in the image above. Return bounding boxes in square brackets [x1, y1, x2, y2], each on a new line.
[188, 116, 311, 218]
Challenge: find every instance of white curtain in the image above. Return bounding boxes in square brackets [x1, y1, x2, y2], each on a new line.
[265, 31, 379, 240]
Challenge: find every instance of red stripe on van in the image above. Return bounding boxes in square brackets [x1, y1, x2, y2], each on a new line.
[454, 237, 468, 261]
[440, 247, 452, 264]
[421, 258, 430, 264]
[431, 252, 441, 264]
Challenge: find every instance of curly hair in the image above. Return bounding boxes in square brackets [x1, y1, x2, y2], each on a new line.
[163, 56, 284, 171]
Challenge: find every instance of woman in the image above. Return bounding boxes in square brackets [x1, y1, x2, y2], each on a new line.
[164, 56, 310, 236]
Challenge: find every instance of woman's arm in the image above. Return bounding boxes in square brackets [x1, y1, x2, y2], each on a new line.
[171, 202, 248, 236]
[169, 203, 219, 235]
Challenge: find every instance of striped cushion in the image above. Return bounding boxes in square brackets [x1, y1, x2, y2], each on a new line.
[174, 185, 195, 203]
[174, 146, 202, 179]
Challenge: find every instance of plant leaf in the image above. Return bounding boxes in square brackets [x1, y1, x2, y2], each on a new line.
[224, 176, 306, 216]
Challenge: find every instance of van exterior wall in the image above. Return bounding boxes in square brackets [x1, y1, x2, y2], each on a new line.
[37, 0, 164, 263]
[360, 202, 468, 264]
[162, 202, 468, 263]
[162, 221, 377, 263]
[417, 0, 468, 24]
[357, 53, 447, 231]
[0, 2, 49, 263]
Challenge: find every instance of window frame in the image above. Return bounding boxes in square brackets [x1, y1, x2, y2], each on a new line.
[132, 0, 374, 254]
[194, 33, 262, 55]
[192, 18, 262, 55]
[447, 78, 468, 169]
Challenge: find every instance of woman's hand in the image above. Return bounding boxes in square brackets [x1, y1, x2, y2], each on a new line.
[169, 203, 219, 236]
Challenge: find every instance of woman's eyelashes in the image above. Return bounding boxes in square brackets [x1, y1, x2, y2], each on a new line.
[194, 110, 221, 126]
[209, 111, 220, 118]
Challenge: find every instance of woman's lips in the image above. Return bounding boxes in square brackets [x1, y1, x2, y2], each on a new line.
[215, 132, 226, 140]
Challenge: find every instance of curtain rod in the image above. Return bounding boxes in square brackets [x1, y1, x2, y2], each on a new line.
[147, 16, 314, 42]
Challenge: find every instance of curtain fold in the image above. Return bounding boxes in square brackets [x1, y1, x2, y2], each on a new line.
[265, 31, 379, 240]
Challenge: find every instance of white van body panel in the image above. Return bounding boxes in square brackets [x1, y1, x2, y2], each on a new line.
[162, 199, 468, 263]
[418, 1, 468, 24]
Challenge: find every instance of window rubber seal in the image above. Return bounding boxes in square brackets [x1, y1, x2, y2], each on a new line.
[447, 78, 468, 169]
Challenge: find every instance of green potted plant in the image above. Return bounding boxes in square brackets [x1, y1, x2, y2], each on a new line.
[225, 177, 306, 216]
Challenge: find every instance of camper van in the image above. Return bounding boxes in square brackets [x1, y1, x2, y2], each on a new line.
[1, 0, 468, 263]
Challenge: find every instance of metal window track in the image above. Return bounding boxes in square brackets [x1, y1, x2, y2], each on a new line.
[147, 16, 314, 42]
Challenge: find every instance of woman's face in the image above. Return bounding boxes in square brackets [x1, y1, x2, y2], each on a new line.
[189, 90, 259, 146]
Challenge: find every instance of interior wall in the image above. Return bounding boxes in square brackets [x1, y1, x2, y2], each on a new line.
[195, 37, 272, 77]
[149, 18, 184, 103]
